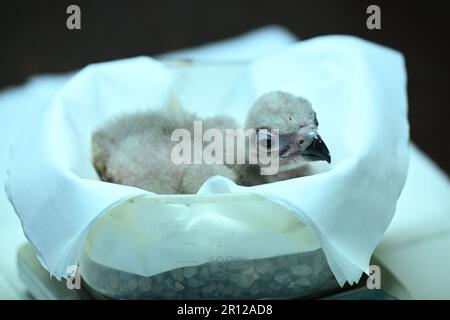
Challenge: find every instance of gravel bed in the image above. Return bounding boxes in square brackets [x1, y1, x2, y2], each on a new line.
[80, 249, 339, 299]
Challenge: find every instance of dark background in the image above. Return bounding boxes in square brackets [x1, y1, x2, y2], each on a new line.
[1, 0, 449, 173]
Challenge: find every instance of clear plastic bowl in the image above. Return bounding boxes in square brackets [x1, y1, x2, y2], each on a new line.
[78, 193, 341, 299]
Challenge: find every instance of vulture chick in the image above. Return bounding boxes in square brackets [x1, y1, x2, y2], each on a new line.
[92, 91, 330, 193]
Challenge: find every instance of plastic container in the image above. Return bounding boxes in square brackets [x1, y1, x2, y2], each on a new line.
[78, 193, 341, 299]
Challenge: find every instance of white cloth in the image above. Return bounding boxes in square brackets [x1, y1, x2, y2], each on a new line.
[4, 33, 409, 286]
[0, 75, 72, 298]
[0, 25, 298, 298]
[374, 144, 450, 299]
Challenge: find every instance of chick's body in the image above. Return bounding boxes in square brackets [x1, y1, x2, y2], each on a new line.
[92, 109, 237, 194]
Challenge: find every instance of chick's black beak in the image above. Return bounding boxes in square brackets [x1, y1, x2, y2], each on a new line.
[303, 135, 331, 163]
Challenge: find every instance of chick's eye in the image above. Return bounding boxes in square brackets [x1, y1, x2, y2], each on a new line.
[257, 129, 273, 149]
[259, 137, 272, 149]
[264, 138, 272, 149]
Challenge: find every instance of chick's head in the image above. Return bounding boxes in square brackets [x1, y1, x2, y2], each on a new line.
[245, 91, 331, 169]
